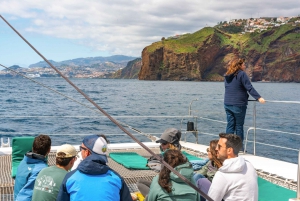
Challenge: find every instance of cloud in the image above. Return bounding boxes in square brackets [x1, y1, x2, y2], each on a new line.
[1, 0, 300, 59]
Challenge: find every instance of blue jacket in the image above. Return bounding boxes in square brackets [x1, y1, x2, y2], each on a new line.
[56, 154, 132, 201]
[224, 70, 261, 106]
[14, 152, 48, 201]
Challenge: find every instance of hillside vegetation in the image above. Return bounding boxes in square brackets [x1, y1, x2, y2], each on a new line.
[140, 23, 300, 82]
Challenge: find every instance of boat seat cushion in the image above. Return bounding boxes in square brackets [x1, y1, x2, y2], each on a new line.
[109, 152, 150, 170]
[11, 136, 35, 178]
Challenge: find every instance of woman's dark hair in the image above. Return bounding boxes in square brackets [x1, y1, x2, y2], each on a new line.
[32, 134, 51, 156]
[158, 150, 187, 193]
[56, 152, 75, 166]
[225, 58, 245, 76]
[209, 140, 222, 168]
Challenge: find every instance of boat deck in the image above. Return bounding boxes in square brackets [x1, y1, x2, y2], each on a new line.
[0, 142, 297, 200]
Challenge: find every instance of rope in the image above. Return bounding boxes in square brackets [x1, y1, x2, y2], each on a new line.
[0, 115, 191, 118]
[0, 15, 213, 201]
[0, 63, 158, 141]
[246, 140, 298, 151]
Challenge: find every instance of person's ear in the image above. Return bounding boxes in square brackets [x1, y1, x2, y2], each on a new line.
[227, 147, 233, 154]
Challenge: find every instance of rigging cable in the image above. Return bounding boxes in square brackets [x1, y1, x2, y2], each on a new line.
[0, 63, 155, 141]
[0, 15, 213, 201]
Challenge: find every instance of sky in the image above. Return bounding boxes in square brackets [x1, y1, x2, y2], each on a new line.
[0, 0, 300, 68]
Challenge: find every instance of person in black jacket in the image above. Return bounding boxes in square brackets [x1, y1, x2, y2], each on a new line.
[224, 58, 265, 149]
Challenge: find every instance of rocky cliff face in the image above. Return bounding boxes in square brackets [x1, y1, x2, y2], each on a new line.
[109, 58, 142, 79]
[139, 25, 300, 82]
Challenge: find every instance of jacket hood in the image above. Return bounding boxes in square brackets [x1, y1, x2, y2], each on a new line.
[170, 162, 194, 183]
[219, 156, 246, 173]
[77, 154, 109, 175]
[25, 152, 47, 163]
[224, 70, 242, 83]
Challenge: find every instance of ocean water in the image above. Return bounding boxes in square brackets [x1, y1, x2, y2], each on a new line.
[0, 78, 299, 163]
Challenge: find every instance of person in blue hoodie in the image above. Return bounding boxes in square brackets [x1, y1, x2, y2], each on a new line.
[56, 135, 132, 201]
[14, 134, 51, 201]
[224, 58, 265, 148]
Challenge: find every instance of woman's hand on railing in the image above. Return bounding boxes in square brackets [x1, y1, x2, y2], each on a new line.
[258, 97, 265, 104]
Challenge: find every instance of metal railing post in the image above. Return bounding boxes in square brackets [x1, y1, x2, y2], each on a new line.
[297, 149, 300, 199]
[253, 101, 257, 155]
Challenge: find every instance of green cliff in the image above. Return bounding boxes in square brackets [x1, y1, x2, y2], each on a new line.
[139, 24, 300, 82]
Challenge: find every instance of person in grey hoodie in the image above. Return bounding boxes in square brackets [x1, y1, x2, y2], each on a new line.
[224, 58, 265, 147]
[208, 133, 258, 201]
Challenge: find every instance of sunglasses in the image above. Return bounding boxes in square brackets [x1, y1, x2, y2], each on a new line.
[79, 146, 87, 151]
[161, 142, 168, 145]
[206, 148, 210, 152]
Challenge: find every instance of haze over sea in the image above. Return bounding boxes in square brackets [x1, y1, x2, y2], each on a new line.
[0, 78, 299, 163]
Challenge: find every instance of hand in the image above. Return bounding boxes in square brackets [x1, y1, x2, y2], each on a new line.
[131, 193, 138, 201]
[258, 97, 265, 104]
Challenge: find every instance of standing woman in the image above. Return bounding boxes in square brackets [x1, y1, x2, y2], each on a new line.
[224, 58, 265, 148]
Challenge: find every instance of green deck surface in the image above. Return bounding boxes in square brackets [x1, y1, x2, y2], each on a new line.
[258, 177, 296, 201]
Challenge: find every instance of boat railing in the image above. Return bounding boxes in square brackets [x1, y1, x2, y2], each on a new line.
[244, 100, 300, 155]
[1, 99, 299, 159]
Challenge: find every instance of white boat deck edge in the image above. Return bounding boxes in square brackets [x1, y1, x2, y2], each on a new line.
[0, 141, 297, 181]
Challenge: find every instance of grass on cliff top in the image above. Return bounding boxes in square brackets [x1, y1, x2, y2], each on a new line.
[146, 27, 215, 53]
[146, 24, 299, 55]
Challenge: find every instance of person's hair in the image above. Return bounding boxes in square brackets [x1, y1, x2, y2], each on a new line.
[209, 140, 222, 168]
[98, 134, 110, 144]
[56, 152, 75, 166]
[225, 58, 245, 76]
[169, 143, 180, 150]
[219, 133, 242, 155]
[158, 150, 187, 193]
[32, 134, 51, 156]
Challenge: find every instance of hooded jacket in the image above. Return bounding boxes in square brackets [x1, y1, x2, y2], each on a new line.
[56, 154, 132, 201]
[147, 162, 200, 201]
[207, 157, 258, 201]
[224, 70, 261, 106]
[14, 152, 48, 201]
[196, 160, 218, 182]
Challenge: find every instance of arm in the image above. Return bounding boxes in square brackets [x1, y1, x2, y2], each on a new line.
[240, 72, 262, 101]
[120, 178, 133, 201]
[197, 161, 209, 177]
[15, 171, 39, 201]
[147, 176, 159, 201]
[207, 172, 228, 201]
[56, 175, 70, 201]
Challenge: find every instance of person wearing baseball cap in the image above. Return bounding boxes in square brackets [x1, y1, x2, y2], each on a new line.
[156, 128, 182, 152]
[57, 135, 132, 201]
[32, 144, 77, 201]
[137, 128, 182, 200]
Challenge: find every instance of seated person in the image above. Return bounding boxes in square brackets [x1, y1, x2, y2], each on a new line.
[147, 149, 200, 201]
[194, 139, 222, 201]
[32, 144, 77, 201]
[138, 128, 182, 198]
[71, 134, 109, 170]
[193, 139, 222, 182]
[56, 135, 132, 201]
[14, 134, 51, 201]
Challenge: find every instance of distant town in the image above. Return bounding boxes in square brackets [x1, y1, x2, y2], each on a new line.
[167, 16, 300, 39]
